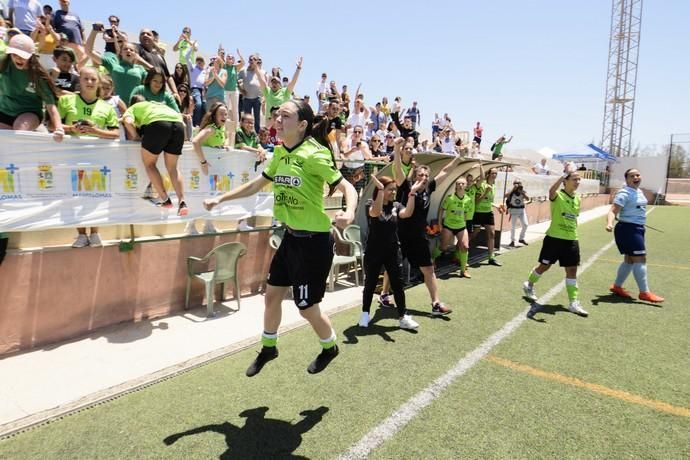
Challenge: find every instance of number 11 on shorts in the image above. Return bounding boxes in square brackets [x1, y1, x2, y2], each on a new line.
[298, 284, 309, 301]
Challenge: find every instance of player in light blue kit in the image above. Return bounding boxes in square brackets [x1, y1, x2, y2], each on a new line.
[606, 168, 664, 303]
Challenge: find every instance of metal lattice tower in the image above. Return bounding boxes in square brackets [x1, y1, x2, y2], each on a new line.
[600, 0, 643, 157]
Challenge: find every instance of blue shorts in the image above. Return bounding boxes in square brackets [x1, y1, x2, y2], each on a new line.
[614, 222, 646, 256]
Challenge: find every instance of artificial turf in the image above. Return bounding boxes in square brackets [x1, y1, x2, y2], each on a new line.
[1, 206, 688, 459]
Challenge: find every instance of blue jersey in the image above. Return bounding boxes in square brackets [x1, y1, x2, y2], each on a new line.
[614, 186, 647, 225]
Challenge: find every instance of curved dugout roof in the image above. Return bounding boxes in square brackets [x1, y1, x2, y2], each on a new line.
[354, 153, 513, 234]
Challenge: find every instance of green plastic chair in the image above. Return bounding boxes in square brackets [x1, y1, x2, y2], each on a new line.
[185, 242, 247, 317]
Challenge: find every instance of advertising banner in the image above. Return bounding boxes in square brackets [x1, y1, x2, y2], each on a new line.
[0, 131, 274, 231]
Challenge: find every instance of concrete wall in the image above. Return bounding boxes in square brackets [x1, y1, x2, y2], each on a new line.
[0, 230, 273, 356]
[666, 178, 690, 194]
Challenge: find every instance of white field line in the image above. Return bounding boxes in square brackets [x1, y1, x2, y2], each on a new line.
[339, 241, 618, 460]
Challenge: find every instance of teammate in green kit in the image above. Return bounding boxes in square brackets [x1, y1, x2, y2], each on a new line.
[185, 101, 230, 235]
[204, 99, 358, 376]
[522, 162, 589, 317]
[435, 177, 473, 278]
[122, 96, 188, 216]
[58, 66, 119, 248]
[472, 164, 505, 266]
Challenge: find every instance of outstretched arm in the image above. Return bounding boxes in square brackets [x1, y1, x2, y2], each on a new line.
[286, 57, 303, 94]
[368, 176, 385, 218]
[204, 175, 272, 210]
[399, 180, 425, 219]
[392, 137, 406, 186]
[85, 29, 102, 66]
[434, 154, 462, 184]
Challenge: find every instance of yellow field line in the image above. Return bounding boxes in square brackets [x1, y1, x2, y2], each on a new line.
[597, 258, 690, 271]
[485, 355, 690, 419]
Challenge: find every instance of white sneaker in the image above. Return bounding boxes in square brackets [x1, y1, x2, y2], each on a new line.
[89, 233, 102, 247]
[237, 220, 253, 231]
[202, 221, 218, 234]
[358, 311, 370, 327]
[399, 314, 419, 330]
[568, 300, 589, 317]
[184, 222, 199, 235]
[72, 234, 90, 248]
[523, 281, 537, 301]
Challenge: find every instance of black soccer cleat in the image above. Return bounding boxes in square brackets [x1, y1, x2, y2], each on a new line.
[307, 346, 339, 374]
[246, 346, 278, 377]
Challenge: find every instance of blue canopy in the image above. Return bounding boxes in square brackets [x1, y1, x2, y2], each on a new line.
[552, 144, 617, 162]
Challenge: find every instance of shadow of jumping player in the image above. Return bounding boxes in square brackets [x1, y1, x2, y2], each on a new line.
[163, 406, 328, 459]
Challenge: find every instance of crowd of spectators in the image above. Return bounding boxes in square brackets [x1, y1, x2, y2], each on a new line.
[0, 2, 544, 246]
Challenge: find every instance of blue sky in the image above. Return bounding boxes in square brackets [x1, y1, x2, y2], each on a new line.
[70, 0, 689, 152]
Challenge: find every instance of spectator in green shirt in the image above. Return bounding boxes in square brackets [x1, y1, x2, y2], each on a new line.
[235, 112, 266, 162]
[0, 34, 64, 141]
[258, 56, 302, 126]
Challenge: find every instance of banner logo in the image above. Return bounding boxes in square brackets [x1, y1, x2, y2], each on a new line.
[124, 166, 138, 191]
[210, 171, 235, 193]
[189, 169, 201, 190]
[71, 166, 112, 197]
[37, 164, 54, 190]
[0, 163, 22, 200]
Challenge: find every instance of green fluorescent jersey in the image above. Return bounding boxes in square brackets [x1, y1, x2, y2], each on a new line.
[393, 159, 413, 183]
[202, 124, 226, 147]
[475, 182, 495, 213]
[262, 137, 342, 232]
[123, 100, 182, 127]
[58, 94, 118, 132]
[465, 184, 477, 220]
[546, 189, 580, 240]
[442, 193, 471, 229]
[262, 87, 291, 121]
[128, 85, 180, 112]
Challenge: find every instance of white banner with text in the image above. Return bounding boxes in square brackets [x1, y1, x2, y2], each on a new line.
[0, 131, 274, 231]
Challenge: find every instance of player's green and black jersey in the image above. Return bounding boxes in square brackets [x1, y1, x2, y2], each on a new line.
[262, 137, 342, 232]
[546, 189, 580, 240]
[442, 193, 471, 229]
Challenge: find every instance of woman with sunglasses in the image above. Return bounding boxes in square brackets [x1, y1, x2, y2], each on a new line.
[522, 162, 589, 317]
[172, 62, 190, 89]
[204, 99, 358, 376]
[175, 83, 194, 140]
[340, 126, 372, 193]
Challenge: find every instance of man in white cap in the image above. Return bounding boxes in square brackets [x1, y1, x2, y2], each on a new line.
[0, 34, 64, 141]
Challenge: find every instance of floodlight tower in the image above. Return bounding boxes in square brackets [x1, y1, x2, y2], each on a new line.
[600, 0, 643, 157]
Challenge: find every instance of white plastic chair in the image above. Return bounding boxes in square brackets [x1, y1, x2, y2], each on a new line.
[342, 224, 363, 277]
[329, 226, 360, 291]
[185, 242, 247, 317]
